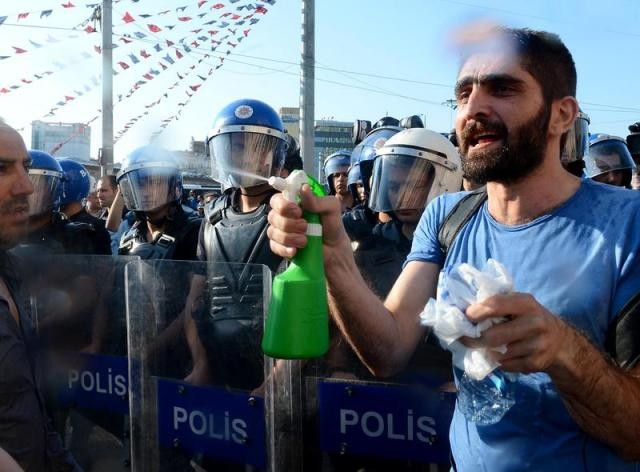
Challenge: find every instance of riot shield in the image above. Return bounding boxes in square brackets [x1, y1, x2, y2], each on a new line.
[127, 260, 272, 471]
[284, 319, 456, 471]
[18, 254, 137, 471]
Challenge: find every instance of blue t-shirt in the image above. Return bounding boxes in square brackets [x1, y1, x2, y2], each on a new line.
[408, 179, 640, 471]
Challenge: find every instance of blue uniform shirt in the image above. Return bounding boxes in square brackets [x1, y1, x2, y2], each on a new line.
[407, 179, 640, 471]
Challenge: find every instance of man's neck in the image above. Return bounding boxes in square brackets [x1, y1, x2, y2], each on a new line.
[486, 157, 581, 225]
[237, 184, 273, 213]
[27, 213, 52, 233]
[61, 202, 83, 218]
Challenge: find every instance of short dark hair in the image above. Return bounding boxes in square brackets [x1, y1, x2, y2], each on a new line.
[461, 27, 576, 103]
[99, 175, 117, 189]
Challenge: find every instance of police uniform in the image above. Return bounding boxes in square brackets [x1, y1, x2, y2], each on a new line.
[194, 188, 282, 391]
[118, 204, 201, 261]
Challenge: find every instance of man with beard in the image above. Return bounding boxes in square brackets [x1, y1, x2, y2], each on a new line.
[0, 122, 79, 470]
[265, 26, 640, 471]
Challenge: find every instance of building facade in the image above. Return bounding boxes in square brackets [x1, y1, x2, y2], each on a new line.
[31, 121, 91, 161]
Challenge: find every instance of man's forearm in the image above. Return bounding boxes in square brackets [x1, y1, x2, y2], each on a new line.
[550, 326, 640, 459]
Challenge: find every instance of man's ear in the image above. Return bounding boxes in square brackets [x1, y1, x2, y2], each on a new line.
[549, 96, 579, 138]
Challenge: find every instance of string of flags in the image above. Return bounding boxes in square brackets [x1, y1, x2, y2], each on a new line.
[1, 0, 276, 150]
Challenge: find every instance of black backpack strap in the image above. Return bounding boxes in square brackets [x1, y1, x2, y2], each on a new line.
[605, 291, 640, 370]
[437, 188, 487, 255]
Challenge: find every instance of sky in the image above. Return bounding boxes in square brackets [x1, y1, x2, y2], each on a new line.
[1, 0, 640, 164]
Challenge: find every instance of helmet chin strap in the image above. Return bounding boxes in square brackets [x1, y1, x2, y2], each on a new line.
[138, 201, 177, 227]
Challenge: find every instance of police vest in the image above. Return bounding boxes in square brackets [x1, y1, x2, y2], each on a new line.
[118, 205, 201, 260]
[12, 213, 106, 257]
[353, 220, 410, 298]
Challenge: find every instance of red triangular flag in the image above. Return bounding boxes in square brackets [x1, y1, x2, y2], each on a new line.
[243, 29, 250, 37]
[212, 3, 224, 9]
[147, 24, 161, 33]
[143, 73, 153, 80]
[166, 39, 174, 47]
[256, 5, 267, 14]
[18, 13, 29, 20]
[84, 25, 96, 33]
[12, 47, 27, 54]
[94, 45, 102, 54]
[178, 17, 192, 22]
[118, 61, 129, 70]
[198, 0, 207, 7]
[0, 88, 10, 94]
[21, 79, 32, 84]
[65, 95, 75, 101]
[175, 49, 183, 59]
[62, 2, 75, 8]
[190, 84, 201, 91]
[122, 11, 135, 23]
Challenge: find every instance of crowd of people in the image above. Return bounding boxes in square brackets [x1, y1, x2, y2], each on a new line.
[0, 24, 638, 471]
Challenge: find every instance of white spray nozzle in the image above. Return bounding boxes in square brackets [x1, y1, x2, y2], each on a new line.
[268, 170, 308, 202]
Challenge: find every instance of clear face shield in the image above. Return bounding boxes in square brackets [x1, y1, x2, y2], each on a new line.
[368, 153, 437, 217]
[584, 139, 636, 179]
[561, 112, 590, 167]
[28, 169, 62, 216]
[208, 128, 286, 188]
[118, 166, 181, 212]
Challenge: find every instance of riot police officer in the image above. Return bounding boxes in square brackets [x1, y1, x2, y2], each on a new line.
[13, 150, 110, 255]
[117, 145, 201, 260]
[57, 158, 111, 253]
[343, 117, 404, 242]
[584, 134, 636, 188]
[323, 150, 353, 211]
[357, 127, 463, 301]
[185, 98, 288, 391]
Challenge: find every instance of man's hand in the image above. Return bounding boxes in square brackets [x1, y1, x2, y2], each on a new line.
[267, 184, 346, 259]
[462, 293, 573, 374]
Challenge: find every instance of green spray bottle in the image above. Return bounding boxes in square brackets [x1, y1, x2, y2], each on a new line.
[261, 170, 329, 359]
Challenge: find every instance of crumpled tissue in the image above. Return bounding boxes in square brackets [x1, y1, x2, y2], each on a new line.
[419, 259, 513, 380]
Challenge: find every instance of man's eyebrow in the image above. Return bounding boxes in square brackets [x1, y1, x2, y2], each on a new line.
[455, 74, 526, 95]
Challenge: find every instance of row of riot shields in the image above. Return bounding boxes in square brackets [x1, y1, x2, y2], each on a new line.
[26, 256, 455, 471]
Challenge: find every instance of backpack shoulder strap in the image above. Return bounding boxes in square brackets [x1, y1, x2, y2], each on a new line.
[437, 188, 487, 256]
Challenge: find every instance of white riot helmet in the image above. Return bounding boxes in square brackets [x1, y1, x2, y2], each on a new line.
[369, 128, 462, 218]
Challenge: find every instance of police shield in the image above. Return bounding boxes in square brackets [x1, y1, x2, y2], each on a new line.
[17, 254, 136, 471]
[126, 260, 272, 471]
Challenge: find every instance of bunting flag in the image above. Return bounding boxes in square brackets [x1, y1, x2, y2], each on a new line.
[18, 13, 29, 20]
[3, 0, 277, 138]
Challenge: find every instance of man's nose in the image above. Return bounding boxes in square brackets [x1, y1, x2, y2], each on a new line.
[14, 169, 34, 197]
[460, 87, 492, 121]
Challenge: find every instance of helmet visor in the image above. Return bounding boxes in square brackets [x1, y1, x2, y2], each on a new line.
[350, 128, 399, 166]
[584, 140, 636, 178]
[209, 131, 285, 188]
[28, 171, 61, 216]
[369, 153, 436, 213]
[561, 112, 589, 165]
[119, 168, 181, 212]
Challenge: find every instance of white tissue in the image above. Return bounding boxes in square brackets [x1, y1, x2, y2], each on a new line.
[419, 259, 513, 380]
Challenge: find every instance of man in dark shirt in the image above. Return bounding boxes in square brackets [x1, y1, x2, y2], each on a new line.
[0, 121, 78, 471]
